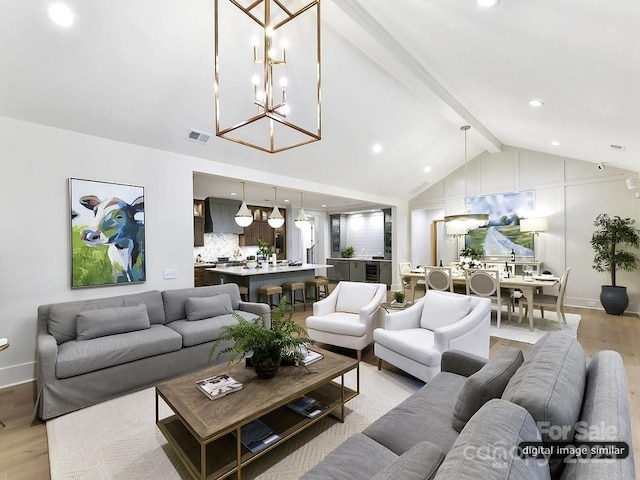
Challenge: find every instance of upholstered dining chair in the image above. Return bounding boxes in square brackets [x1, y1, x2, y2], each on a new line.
[519, 268, 571, 328]
[398, 262, 426, 301]
[425, 266, 454, 292]
[465, 269, 511, 328]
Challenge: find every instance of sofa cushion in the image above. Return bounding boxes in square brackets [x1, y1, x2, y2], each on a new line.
[76, 304, 150, 340]
[370, 441, 445, 480]
[501, 333, 586, 479]
[372, 328, 441, 365]
[452, 347, 524, 432]
[162, 285, 242, 323]
[434, 399, 550, 480]
[56, 324, 182, 378]
[301, 432, 399, 480]
[364, 371, 466, 455]
[306, 312, 367, 337]
[168, 310, 257, 347]
[46, 290, 165, 344]
[185, 294, 233, 321]
[560, 350, 635, 480]
[420, 291, 471, 331]
[335, 282, 378, 314]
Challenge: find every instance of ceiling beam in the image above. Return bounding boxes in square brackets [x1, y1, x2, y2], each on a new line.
[328, 0, 503, 153]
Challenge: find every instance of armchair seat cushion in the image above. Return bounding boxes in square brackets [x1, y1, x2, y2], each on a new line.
[373, 328, 440, 366]
[306, 312, 367, 337]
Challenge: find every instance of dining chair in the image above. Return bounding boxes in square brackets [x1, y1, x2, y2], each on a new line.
[398, 262, 426, 301]
[424, 266, 454, 292]
[465, 269, 511, 328]
[519, 268, 571, 327]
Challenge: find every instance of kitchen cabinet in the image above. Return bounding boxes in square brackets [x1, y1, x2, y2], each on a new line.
[330, 214, 347, 258]
[349, 260, 366, 283]
[193, 200, 205, 247]
[383, 208, 392, 260]
[379, 262, 392, 287]
[194, 265, 206, 286]
[239, 206, 286, 259]
[327, 258, 350, 282]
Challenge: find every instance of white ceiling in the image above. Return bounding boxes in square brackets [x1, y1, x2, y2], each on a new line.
[1, 0, 638, 211]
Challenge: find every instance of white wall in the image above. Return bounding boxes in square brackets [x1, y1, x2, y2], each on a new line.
[345, 211, 384, 257]
[411, 146, 640, 312]
[1, 116, 403, 387]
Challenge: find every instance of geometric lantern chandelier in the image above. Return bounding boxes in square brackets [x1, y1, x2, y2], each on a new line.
[444, 125, 489, 235]
[214, 0, 321, 153]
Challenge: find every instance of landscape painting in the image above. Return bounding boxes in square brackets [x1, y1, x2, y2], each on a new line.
[464, 191, 535, 258]
[70, 178, 145, 288]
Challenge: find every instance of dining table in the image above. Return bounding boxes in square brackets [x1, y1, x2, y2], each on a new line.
[403, 270, 559, 331]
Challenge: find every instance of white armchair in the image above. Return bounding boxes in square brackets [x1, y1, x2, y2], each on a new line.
[374, 290, 491, 383]
[306, 281, 387, 361]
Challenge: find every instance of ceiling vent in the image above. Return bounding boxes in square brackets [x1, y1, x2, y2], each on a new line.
[610, 144, 625, 152]
[187, 129, 212, 144]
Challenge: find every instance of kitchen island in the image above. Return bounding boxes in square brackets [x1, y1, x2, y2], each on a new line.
[205, 263, 331, 302]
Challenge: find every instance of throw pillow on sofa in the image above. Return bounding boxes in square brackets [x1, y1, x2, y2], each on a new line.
[185, 294, 233, 321]
[434, 399, 550, 480]
[452, 346, 524, 432]
[420, 291, 471, 330]
[76, 304, 150, 340]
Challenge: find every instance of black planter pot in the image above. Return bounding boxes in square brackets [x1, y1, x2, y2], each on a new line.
[252, 353, 282, 379]
[600, 285, 629, 315]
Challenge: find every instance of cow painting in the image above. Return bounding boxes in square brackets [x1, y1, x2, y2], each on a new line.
[78, 195, 145, 284]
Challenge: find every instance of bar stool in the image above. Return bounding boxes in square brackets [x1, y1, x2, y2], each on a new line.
[257, 285, 282, 309]
[238, 285, 249, 302]
[305, 276, 329, 301]
[282, 281, 307, 311]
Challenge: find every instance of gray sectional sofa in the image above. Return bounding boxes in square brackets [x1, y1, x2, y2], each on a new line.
[302, 333, 635, 480]
[36, 284, 269, 420]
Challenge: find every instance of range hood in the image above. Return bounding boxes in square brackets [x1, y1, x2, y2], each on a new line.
[204, 198, 244, 234]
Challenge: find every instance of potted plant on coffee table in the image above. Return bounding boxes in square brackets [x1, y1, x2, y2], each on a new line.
[209, 299, 312, 378]
[590, 213, 640, 315]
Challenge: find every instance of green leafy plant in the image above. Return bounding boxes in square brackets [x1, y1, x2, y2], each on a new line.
[590, 214, 640, 286]
[340, 246, 355, 258]
[257, 238, 274, 259]
[460, 246, 484, 261]
[393, 291, 406, 304]
[209, 299, 312, 365]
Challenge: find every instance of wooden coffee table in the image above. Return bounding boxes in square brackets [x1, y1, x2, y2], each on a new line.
[156, 347, 359, 480]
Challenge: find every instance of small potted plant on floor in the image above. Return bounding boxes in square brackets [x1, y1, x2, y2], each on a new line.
[209, 299, 312, 378]
[590, 213, 640, 315]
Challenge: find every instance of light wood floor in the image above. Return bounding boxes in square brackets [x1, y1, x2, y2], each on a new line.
[1, 294, 638, 479]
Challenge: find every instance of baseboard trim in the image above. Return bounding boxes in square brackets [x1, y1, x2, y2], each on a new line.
[0, 361, 35, 389]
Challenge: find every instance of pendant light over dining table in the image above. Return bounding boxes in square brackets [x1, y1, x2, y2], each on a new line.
[268, 187, 285, 228]
[444, 125, 489, 234]
[214, 0, 321, 153]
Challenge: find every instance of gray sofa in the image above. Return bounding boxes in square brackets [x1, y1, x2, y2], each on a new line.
[302, 333, 635, 480]
[36, 284, 269, 420]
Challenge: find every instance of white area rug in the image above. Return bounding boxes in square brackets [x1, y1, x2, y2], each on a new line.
[47, 363, 420, 480]
[490, 310, 581, 344]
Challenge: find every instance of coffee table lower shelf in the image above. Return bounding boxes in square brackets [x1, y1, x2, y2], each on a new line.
[157, 379, 358, 480]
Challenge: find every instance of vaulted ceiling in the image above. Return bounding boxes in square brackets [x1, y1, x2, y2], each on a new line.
[1, 0, 638, 210]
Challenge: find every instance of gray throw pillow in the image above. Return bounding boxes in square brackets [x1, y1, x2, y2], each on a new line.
[452, 347, 524, 432]
[370, 441, 445, 480]
[434, 399, 550, 480]
[185, 294, 232, 321]
[76, 304, 150, 340]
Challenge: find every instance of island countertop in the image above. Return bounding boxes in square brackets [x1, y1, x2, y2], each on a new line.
[205, 263, 331, 277]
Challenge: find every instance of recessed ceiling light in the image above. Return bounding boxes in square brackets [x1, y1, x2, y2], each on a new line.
[230, 192, 237, 196]
[424, 166, 432, 173]
[372, 144, 382, 154]
[47, 3, 74, 27]
[284, 199, 290, 203]
[528, 99, 544, 107]
[321, 204, 327, 208]
[477, 0, 499, 7]
[550, 141, 561, 146]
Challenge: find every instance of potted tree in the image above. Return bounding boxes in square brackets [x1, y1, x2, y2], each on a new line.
[208, 300, 312, 378]
[590, 214, 640, 315]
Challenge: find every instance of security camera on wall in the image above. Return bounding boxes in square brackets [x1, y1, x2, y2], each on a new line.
[597, 162, 605, 170]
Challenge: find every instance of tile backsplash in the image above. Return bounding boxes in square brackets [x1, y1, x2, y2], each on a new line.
[194, 233, 258, 262]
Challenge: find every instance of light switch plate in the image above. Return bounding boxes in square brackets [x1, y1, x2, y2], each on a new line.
[163, 269, 178, 279]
